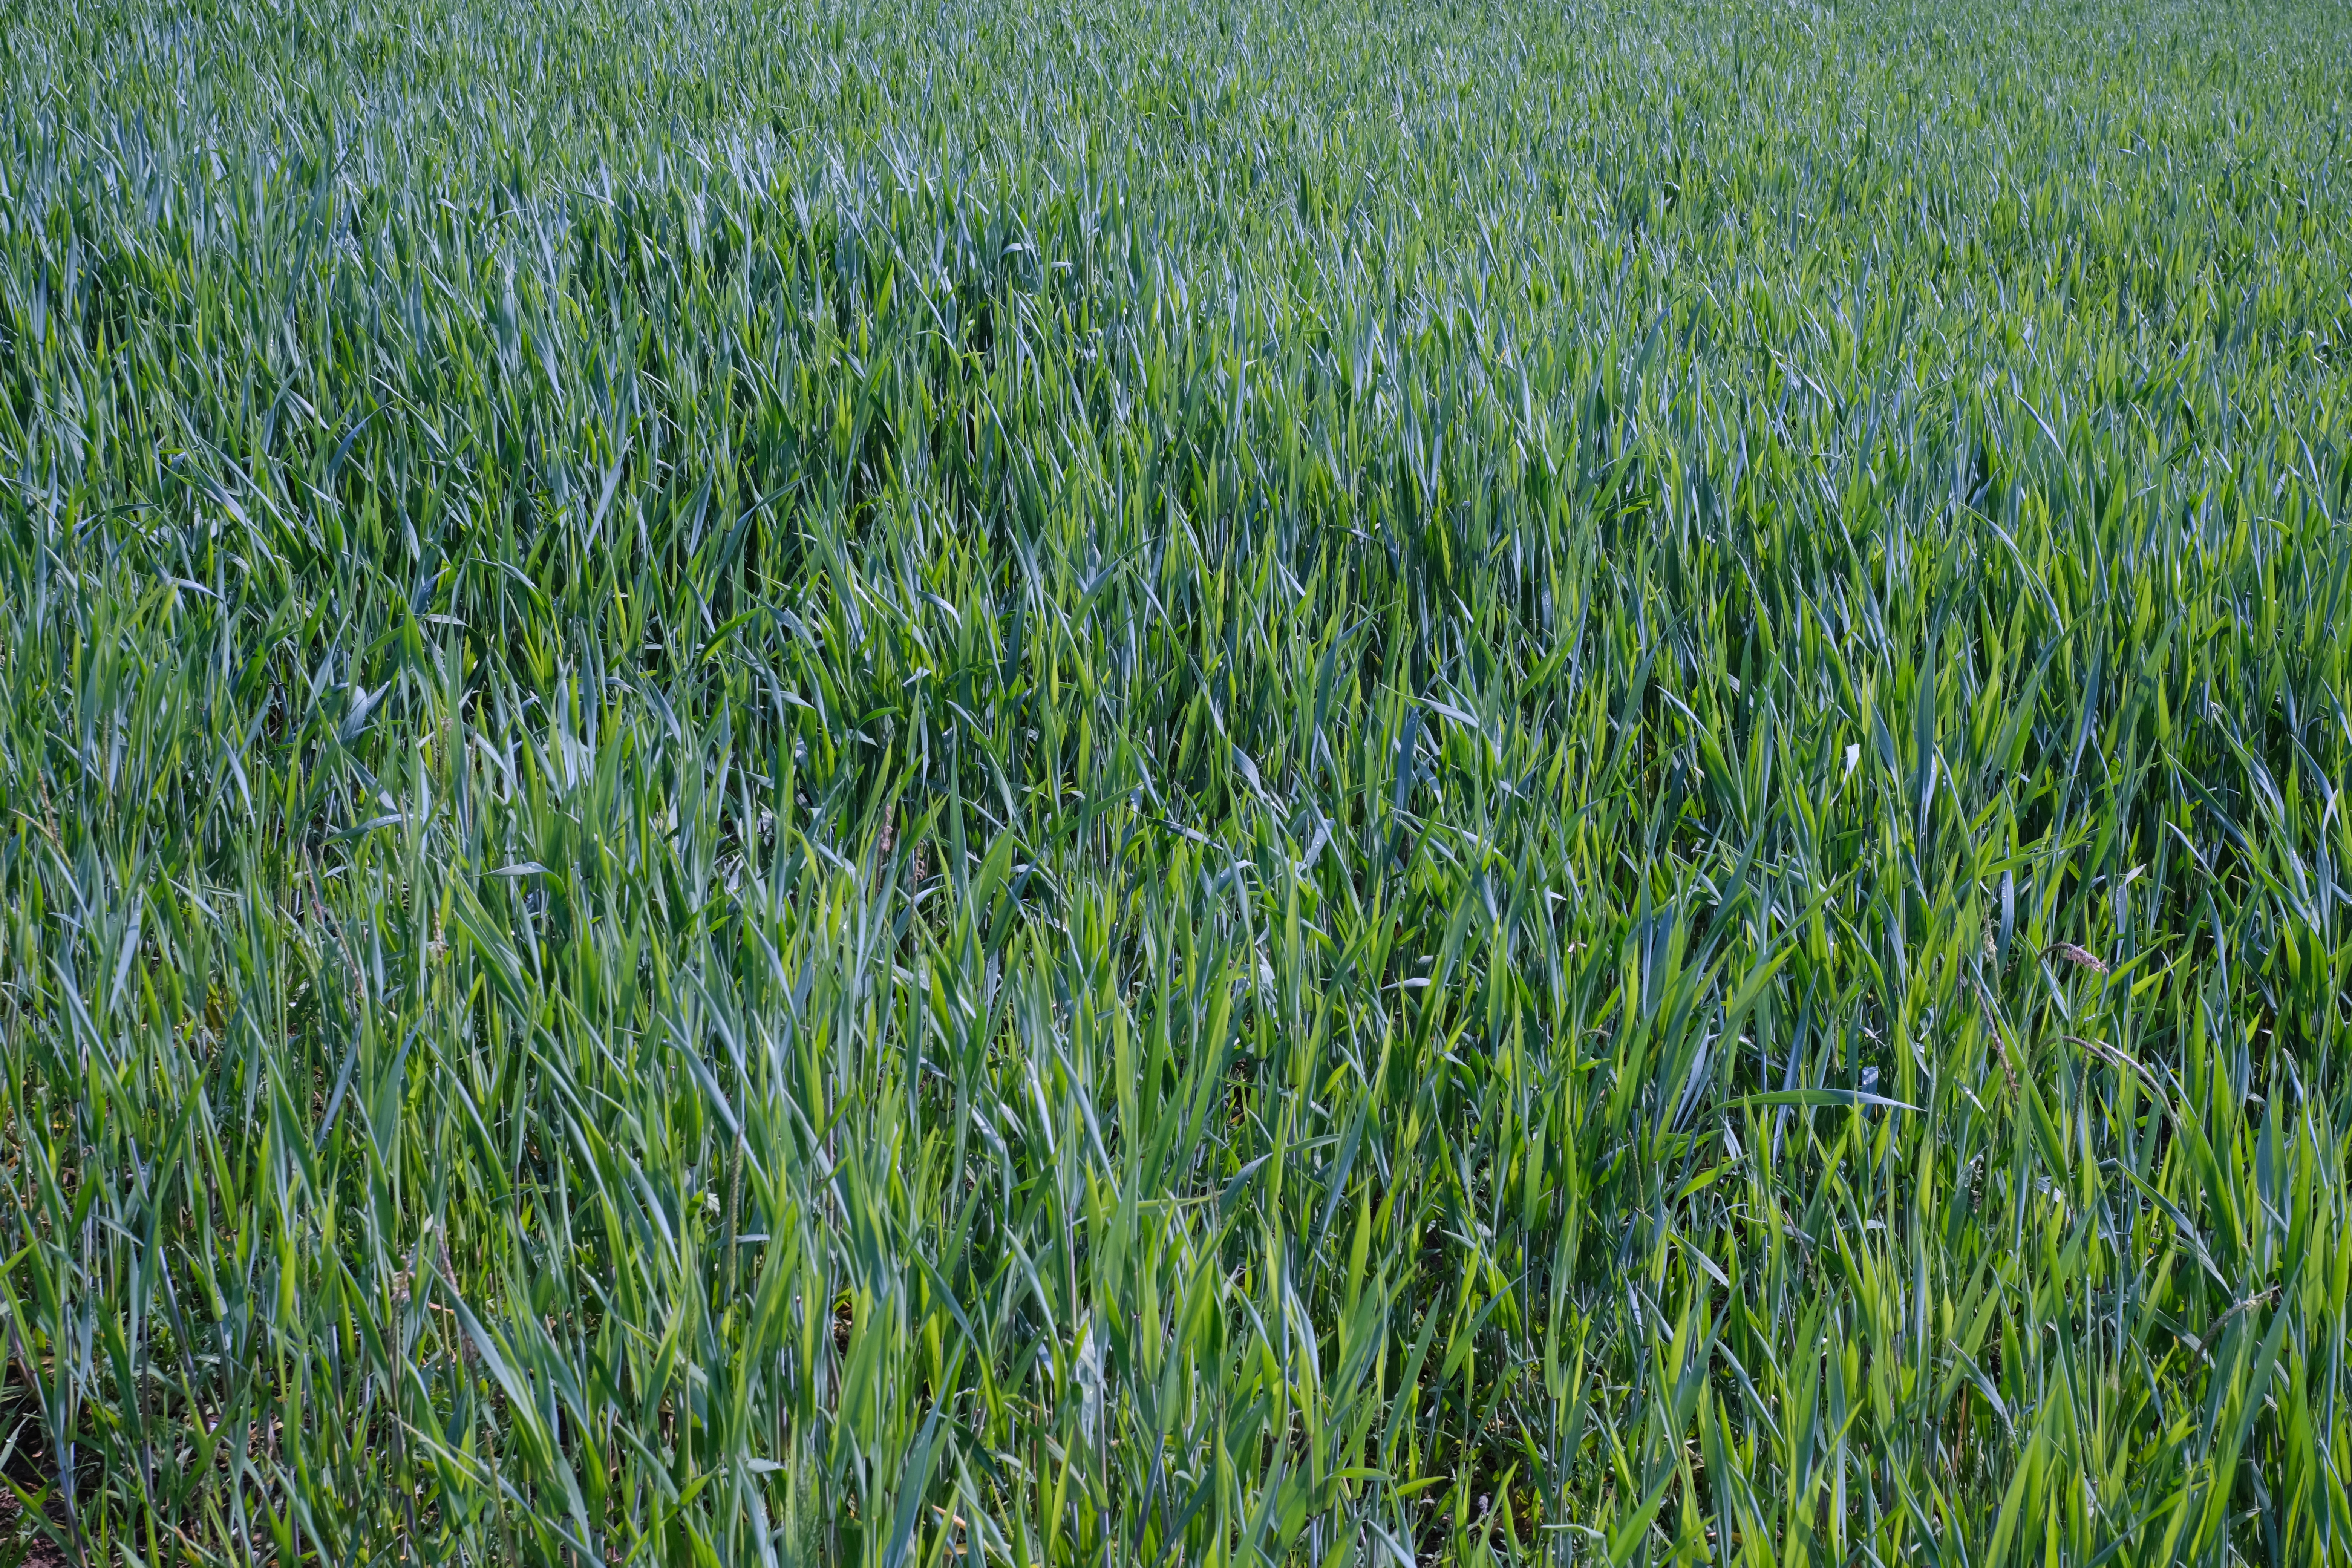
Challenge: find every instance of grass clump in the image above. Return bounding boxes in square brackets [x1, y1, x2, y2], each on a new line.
[2, 0, 2350, 1561]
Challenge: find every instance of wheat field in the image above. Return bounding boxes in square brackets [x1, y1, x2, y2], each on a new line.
[2, 0, 2350, 1562]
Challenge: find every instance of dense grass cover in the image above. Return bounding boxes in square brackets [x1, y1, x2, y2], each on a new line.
[2, 0, 2350, 1560]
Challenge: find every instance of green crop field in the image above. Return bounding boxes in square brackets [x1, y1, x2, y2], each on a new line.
[2, 0, 2349, 1560]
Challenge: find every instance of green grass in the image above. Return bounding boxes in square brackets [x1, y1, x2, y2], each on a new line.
[1, 0, 2349, 1560]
